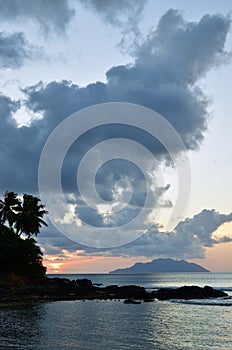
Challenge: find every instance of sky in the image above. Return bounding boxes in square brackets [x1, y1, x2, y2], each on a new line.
[0, 0, 232, 273]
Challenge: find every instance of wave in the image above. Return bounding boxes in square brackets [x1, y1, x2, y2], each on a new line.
[145, 286, 232, 291]
[170, 298, 232, 306]
[215, 287, 232, 291]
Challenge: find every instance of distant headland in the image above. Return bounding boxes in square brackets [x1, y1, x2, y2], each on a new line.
[110, 258, 210, 274]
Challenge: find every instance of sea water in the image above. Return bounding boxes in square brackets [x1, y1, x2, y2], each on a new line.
[0, 273, 231, 350]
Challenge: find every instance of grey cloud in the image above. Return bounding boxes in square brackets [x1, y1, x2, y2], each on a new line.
[79, 0, 146, 27]
[0, 32, 37, 69]
[79, 209, 232, 259]
[136, 9, 231, 84]
[76, 206, 140, 228]
[173, 209, 232, 247]
[78, 0, 147, 53]
[218, 236, 232, 243]
[0, 10, 230, 195]
[38, 209, 232, 261]
[0, 0, 75, 32]
[0, 110, 44, 193]
[24, 11, 231, 156]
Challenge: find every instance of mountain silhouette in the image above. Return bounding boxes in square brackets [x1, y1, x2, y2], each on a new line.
[110, 258, 210, 274]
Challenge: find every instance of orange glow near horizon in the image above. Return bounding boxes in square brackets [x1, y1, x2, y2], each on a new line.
[192, 242, 232, 272]
[44, 245, 232, 274]
[44, 222, 232, 273]
[44, 250, 142, 274]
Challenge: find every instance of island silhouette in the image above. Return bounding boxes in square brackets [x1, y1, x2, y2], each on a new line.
[110, 258, 210, 274]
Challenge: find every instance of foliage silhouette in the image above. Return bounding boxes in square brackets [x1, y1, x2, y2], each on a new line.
[0, 191, 47, 283]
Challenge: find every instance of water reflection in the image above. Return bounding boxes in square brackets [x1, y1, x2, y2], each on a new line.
[0, 299, 231, 350]
[0, 303, 46, 349]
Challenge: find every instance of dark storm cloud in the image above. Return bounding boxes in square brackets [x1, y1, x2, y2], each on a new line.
[0, 94, 21, 193]
[0, 93, 44, 193]
[0, 10, 231, 192]
[24, 11, 231, 153]
[0, 0, 75, 32]
[0, 95, 19, 139]
[0, 32, 37, 69]
[105, 10, 231, 149]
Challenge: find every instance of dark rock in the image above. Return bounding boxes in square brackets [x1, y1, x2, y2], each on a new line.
[123, 299, 141, 304]
[103, 285, 146, 299]
[0, 278, 228, 304]
[75, 279, 93, 288]
[152, 285, 228, 300]
[104, 285, 120, 293]
[119, 285, 146, 299]
[48, 277, 73, 288]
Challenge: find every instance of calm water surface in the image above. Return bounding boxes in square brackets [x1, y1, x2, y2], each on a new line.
[0, 273, 231, 350]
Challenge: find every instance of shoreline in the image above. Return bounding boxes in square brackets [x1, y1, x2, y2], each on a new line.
[0, 277, 229, 305]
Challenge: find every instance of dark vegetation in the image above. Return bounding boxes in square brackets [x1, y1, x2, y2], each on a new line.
[0, 191, 48, 284]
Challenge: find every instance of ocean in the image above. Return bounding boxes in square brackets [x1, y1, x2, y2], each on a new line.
[0, 273, 231, 350]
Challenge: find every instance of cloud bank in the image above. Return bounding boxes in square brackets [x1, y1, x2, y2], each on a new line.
[39, 209, 232, 260]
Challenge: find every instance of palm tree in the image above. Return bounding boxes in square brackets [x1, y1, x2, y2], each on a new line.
[0, 191, 21, 227]
[0, 191, 48, 280]
[15, 194, 48, 238]
[0, 191, 48, 238]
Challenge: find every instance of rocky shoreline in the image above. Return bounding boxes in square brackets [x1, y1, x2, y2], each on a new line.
[0, 277, 228, 304]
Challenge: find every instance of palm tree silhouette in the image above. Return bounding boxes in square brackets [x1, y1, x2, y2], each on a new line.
[0, 191, 21, 228]
[0, 191, 48, 237]
[0, 191, 48, 280]
[15, 194, 48, 237]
